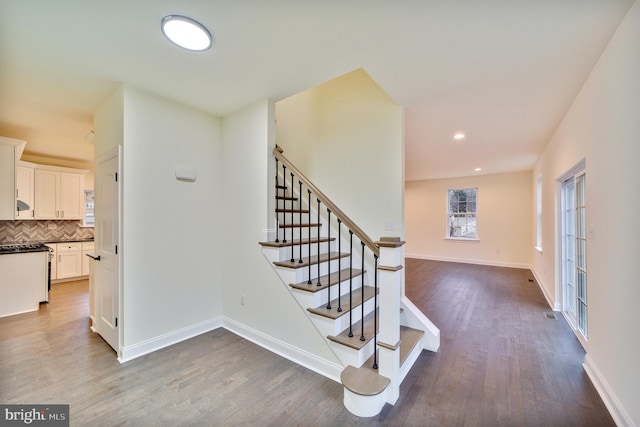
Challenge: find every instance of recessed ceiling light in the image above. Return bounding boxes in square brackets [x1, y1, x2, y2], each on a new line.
[161, 15, 212, 51]
[474, 167, 482, 172]
[453, 133, 466, 140]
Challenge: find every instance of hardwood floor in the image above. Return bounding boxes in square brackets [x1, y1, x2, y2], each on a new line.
[0, 261, 614, 426]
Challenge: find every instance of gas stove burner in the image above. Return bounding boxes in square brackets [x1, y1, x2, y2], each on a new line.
[0, 243, 49, 254]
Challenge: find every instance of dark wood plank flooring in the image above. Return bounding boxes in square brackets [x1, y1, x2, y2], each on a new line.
[0, 260, 614, 426]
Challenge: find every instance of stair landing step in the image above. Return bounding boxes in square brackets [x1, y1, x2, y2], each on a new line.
[273, 252, 349, 269]
[341, 365, 390, 397]
[308, 286, 376, 320]
[363, 326, 424, 369]
[328, 309, 377, 351]
[259, 237, 334, 249]
[290, 268, 364, 293]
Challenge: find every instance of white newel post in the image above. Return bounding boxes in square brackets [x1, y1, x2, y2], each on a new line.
[375, 237, 405, 404]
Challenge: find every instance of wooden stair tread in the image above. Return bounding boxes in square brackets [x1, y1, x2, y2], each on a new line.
[340, 365, 390, 397]
[290, 268, 364, 292]
[258, 237, 334, 248]
[276, 195, 298, 201]
[399, 326, 424, 367]
[273, 252, 349, 269]
[307, 286, 376, 320]
[328, 309, 377, 350]
[275, 185, 287, 190]
[278, 223, 321, 228]
[362, 326, 424, 369]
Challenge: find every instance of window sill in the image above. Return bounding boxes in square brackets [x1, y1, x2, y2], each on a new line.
[535, 246, 543, 253]
[445, 237, 480, 242]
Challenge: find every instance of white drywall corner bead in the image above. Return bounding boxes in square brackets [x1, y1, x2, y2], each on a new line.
[175, 166, 197, 182]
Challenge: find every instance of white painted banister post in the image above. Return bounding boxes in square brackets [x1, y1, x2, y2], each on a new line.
[375, 236, 405, 404]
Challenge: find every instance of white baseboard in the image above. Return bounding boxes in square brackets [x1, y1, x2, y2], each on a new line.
[223, 317, 343, 383]
[530, 268, 559, 310]
[118, 317, 223, 363]
[583, 354, 635, 427]
[406, 253, 530, 270]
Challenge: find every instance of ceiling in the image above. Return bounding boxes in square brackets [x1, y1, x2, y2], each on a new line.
[0, 0, 634, 180]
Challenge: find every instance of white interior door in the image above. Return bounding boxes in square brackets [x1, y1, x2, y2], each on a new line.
[93, 148, 120, 352]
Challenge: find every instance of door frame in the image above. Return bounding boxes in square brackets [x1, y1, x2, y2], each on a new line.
[556, 158, 587, 350]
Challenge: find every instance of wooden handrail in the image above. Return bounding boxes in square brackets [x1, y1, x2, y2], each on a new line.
[273, 146, 380, 257]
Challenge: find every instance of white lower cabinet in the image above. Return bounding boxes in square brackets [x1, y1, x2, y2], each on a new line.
[56, 242, 83, 279]
[82, 241, 94, 276]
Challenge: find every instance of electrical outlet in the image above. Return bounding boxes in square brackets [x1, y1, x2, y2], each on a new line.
[384, 220, 395, 231]
[240, 294, 245, 306]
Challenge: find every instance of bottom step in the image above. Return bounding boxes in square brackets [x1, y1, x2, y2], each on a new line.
[341, 365, 390, 417]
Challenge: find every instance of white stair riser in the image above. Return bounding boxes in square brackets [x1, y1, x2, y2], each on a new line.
[290, 258, 349, 283]
[290, 278, 365, 308]
[275, 241, 335, 260]
[278, 226, 323, 242]
[329, 338, 375, 368]
[311, 297, 377, 337]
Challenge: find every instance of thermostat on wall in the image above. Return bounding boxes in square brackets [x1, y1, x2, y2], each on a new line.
[175, 165, 197, 182]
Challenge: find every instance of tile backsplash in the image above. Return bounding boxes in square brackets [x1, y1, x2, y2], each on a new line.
[0, 220, 94, 244]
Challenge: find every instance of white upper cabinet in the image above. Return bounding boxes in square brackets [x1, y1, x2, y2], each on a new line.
[34, 169, 85, 220]
[16, 165, 35, 219]
[0, 143, 15, 220]
[1, 137, 27, 220]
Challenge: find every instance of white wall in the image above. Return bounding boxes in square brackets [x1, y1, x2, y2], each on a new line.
[120, 86, 224, 348]
[532, 2, 640, 425]
[221, 99, 339, 365]
[406, 171, 532, 268]
[275, 68, 405, 241]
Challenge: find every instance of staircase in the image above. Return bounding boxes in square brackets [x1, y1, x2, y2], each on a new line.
[259, 146, 440, 417]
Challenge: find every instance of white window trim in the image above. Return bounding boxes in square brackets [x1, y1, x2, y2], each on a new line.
[445, 187, 478, 241]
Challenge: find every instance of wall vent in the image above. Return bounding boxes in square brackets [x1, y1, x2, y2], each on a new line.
[543, 312, 557, 319]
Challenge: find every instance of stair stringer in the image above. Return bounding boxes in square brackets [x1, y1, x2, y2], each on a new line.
[400, 296, 441, 353]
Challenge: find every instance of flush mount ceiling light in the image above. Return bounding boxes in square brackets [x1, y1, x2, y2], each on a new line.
[474, 167, 482, 172]
[453, 133, 466, 140]
[161, 15, 212, 51]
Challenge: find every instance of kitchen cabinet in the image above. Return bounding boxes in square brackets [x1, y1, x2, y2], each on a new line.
[34, 169, 85, 220]
[0, 139, 18, 220]
[82, 241, 94, 276]
[15, 165, 35, 219]
[56, 242, 83, 279]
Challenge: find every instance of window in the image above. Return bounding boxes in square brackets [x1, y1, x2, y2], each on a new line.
[447, 187, 477, 239]
[561, 164, 587, 343]
[83, 190, 94, 227]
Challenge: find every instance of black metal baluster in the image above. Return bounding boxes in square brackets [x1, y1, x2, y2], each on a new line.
[348, 230, 353, 338]
[317, 198, 321, 287]
[299, 181, 303, 263]
[373, 254, 378, 369]
[290, 172, 295, 263]
[326, 209, 332, 309]
[307, 189, 312, 284]
[282, 165, 287, 243]
[360, 241, 366, 342]
[337, 219, 342, 312]
[275, 157, 279, 242]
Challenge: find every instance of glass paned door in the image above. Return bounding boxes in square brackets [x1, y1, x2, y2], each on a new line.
[562, 171, 587, 340]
